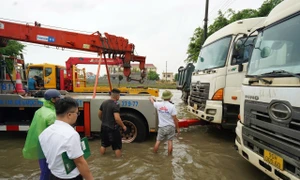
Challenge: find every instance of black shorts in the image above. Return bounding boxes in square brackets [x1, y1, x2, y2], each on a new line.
[101, 126, 122, 150]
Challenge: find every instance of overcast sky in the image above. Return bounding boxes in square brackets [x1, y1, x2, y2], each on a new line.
[1, 0, 265, 77]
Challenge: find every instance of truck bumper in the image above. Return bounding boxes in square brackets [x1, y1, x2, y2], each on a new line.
[235, 121, 299, 180]
[187, 100, 222, 124]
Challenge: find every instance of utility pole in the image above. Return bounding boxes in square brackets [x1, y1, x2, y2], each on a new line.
[165, 61, 167, 82]
[203, 0, 209, 40]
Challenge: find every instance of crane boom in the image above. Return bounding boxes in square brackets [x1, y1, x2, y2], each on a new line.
[0, 19, 146, 82]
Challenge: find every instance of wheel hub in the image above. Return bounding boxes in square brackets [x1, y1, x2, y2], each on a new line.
[120, 120, 137, 143]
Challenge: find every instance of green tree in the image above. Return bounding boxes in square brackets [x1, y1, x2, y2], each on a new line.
[208, 11, 229, 36]
[0, 40, 25, 73]
[257, 0, 283, 17]
[147, 71, 159, 81]
[227, 9, 259, 23]
[185, 27, 205, 63]
[174, 73, 179, 81]
[185, 0, 283, 64]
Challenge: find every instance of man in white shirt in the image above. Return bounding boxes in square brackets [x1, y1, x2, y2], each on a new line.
[149, 90, 180, 155]
[39, 97, 93, 180]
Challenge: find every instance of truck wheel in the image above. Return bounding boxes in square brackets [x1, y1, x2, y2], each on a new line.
[120, 113, 147, 143]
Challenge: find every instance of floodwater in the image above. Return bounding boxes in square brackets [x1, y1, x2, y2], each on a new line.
[0, 89, 271, 180]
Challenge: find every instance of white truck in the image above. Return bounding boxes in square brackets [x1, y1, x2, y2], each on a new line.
[235, 0, 300, 179]
[187, 17, 266, 129]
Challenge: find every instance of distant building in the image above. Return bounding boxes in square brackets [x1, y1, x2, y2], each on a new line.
[108, 63, 157, 74]
[162, 72, 174, 82]
[86, 72, 95, 78]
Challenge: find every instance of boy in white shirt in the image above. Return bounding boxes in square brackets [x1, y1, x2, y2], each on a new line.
[149, 90, 180, 155]
[39, 97, 93, 180]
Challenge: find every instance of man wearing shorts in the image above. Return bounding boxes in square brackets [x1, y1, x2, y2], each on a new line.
[149, 90, 180, 155]
[98, 88, 127, 158]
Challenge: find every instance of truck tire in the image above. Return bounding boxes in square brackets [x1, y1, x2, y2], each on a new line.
[120, 113, 147, 143]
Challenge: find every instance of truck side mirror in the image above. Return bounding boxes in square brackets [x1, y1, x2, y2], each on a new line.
[234, 39, 244, 51]
[232, 39, 244, 61]
[261, 47, 272, 58]
[238, 63, 243, 72]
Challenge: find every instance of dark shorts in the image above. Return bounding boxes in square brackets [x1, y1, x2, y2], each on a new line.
[101, 126, 122, 150]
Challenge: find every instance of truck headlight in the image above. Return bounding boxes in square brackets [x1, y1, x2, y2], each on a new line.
[206, 109, 216, 115]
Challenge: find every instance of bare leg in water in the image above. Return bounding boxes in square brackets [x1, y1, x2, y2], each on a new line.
[168, 140, 173, 156]
[153, 141, 161, 153]
[114, 149, 122, 158]
[100, 146, 106, 155]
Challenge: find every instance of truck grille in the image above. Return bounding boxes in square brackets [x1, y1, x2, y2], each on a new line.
[243, 100, 300, 178]
[189, 82, 209, 111]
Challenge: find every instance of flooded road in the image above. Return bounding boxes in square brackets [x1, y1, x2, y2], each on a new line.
[0, 89, 271, 180]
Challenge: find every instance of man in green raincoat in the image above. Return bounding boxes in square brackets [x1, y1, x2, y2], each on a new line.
[22, 89, 62, 180]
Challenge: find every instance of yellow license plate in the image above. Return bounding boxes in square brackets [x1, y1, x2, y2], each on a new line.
[193, 104, 197, 110]
[264, 149, 284, 170]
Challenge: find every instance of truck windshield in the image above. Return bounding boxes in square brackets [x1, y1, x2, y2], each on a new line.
[28, 67, 43, 78]
[248, 14, 300, 76]
[195, 36, 231, 71]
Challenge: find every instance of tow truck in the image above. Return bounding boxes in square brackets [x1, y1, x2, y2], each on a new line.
[25, 57, 158, 96]
[0, 19, 156, 142]
[235, 0, 300, 179]
[186, 17, 266, 129]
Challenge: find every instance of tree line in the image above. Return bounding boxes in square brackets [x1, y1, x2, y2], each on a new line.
[185, 0, 283, 64]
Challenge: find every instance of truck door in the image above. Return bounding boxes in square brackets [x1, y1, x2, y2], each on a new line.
[224, 36, 257, 105]
[43, 65, 56, 89]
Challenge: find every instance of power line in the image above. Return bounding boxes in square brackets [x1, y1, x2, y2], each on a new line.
[209, 0, 236, 23]
[208, 0, 227, 15]
[221, 0, 237, 14]
[208, 0, 230, 20]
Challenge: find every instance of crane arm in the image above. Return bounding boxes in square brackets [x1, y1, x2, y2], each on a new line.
[0, 20, 146, 82]
[66, 57, 123, 68]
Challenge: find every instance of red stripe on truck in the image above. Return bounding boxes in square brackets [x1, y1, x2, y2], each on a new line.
[6, 125, 19, 131]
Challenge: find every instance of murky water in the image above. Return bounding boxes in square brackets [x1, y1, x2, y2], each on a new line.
[0, 89, 271, 180]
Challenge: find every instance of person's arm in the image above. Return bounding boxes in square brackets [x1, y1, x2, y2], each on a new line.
[98, 104, 103, 120]
[149, 96, 155, 104]
[74, 156, 93, 180]
[67, 133, 93, 179]
[113, 102, 126, 131]
[45, 113, 56, 127]
[98, 110, 102, 120]
[114, 112, 126, 131]
[34, 81, 39, 90]
[171, 105, 180, 134]
[172, 115, 180, 134]
[149, 96, 158, 109]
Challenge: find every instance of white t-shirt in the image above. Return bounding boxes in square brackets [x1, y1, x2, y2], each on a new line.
[39, 120, 83, 179]
[154, 101, 177, 127]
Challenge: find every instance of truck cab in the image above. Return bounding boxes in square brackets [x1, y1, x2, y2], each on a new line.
[235, 0, 300, 179]
[27, 63, 65, 90]
[187, 17, 266, 129]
